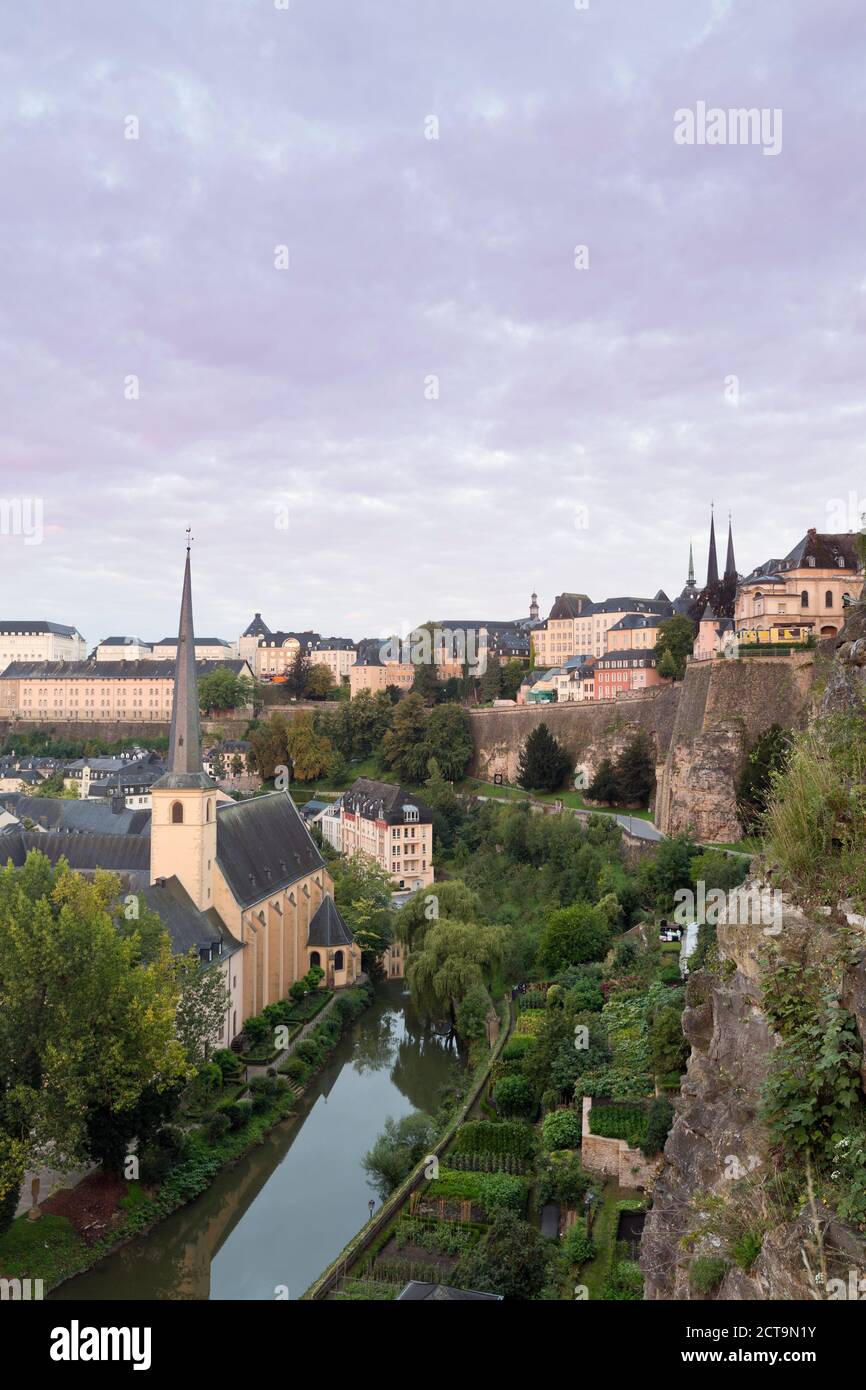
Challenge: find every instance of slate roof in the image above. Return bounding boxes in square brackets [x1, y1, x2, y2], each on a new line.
[307, 895, 354, 948]
[242, 613, 272, 638]
[546, 593, 591, 620]
[0, 795, 151, 836]
[0, 830, 151, 876]
[98, 636, 151, 648]
[608, 613, 664, 631]
[153, 637, 233, 648]
[583, 596, 673, 617]
[741, 531, 862, 585]
[342, 777, 433, 825]
[216, 791, 324, 909]
[0, 621, 81, 636]
[0, 659, 250, 680]
[137, 877, 241, 958]
[396, 1282, 503, 1302]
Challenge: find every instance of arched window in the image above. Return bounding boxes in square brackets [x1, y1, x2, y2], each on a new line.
[310, 951, 321, 968]
[206, 800, 212, 822]
[334, 950, 344, 972]
[171, 801, 184, 824]
[825, 591, 833, 608]
[801, 590, 809, 608]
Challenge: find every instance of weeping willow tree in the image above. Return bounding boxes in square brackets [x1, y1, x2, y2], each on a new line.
[406, 919, 505, 1031]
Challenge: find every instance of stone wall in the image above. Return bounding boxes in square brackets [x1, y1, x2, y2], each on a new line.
[468, 655, 817, 843]
[580, 1097, 662, 1191]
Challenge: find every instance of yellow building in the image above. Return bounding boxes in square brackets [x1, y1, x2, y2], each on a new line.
[0, 658, 254, 721]
[735, 530, 862, 641]
[340, 777, 434, 891]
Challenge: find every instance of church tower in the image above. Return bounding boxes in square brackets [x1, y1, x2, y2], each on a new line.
[529, 591, 539, 622]
[706, 506, 719, 588]
[150, 535, 218, 911]
[724, 514, 737, 579]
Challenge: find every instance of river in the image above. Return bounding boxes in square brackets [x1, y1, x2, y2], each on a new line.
[53, 982, 462, 1301]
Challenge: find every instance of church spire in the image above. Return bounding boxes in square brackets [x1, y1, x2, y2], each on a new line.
[724, 513, 736, 579]
[166, 531, 205, 779]
[687, 542, 695, 588]
[706, 505, 719, 588]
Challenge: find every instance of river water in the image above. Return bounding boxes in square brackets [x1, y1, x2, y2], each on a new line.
[53, 982, 461, 1301]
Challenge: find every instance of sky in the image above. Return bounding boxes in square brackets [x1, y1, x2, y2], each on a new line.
[2, 0, 865, 647]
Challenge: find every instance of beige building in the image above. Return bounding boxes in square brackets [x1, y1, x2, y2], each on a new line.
[238, 614, 319, 679]
[574, 597, 672, 661]
[605, 613, 664, 652]
[531, 594, 591, 667]
[312, 639, 357, 687]
[735, 530, 862, 641]
[151, 636, 236, 661]
[95, 636, 153, 661]
[0, 621, 86, 673]
[349, 651, 414, 698]
[340, 777, 434, 890]
[0, 658, 254, 721]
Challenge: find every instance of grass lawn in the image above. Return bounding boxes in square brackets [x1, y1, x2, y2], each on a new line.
[580, 1183, 629, 1300]
[0, 1212, 88, 1285]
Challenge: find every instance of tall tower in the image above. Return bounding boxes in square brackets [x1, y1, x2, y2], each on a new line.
[706, 506, 719, 588]
[724, 514, 736, 579]
[150, 534, 218, 911]
[529, 591, 539, 622]
[687, 543, 695, 589]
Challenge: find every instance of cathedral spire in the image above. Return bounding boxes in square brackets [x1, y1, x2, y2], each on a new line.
[724, 513, 736, 579]
[687, 542, 695, 588]
[166, 531, 205, 779]
[706, 505, 719, 588]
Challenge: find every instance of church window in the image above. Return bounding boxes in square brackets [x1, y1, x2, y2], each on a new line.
[310, 951, 321, 968]
[801, 591, 809, 608]
[334, 951, 344, 971]
[171, 801, 184, 824]
[825, 591, 833, 608]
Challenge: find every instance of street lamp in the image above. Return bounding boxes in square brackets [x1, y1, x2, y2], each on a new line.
[368, 1198, 375, 1223]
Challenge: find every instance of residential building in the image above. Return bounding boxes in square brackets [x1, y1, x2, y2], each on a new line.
[606, 613, 665, 652]
[349, 646, 414, 698]
[574, 597, 673, 661]
[0, 658, 254, 722]
[95, 637, 153, 661]
[340, 777, 434, 890]
[151, 636, 236, 661]
[312, 637, 357, 687]
[735, 529, 862, 641]
[531, 593, 592, 667]
[594, 652, 663, 699]
[238, 614, 320, 679]
[0, 621, 86, 673]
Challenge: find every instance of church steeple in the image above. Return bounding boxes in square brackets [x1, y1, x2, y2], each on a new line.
[150, 532, 216, 912]
[687, 542, 695, 588]
[706, 506, 719, 588]
[724, 514, 736, 579]
[167, 532, 204, 779]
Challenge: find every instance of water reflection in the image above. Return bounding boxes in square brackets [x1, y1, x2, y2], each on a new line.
[53, 984, 460, 1302]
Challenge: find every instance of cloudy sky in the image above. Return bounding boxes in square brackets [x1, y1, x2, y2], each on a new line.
[2, 0, 865, 646]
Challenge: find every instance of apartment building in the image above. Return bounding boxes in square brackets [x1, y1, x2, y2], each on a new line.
[340, 777, 434, 890]
[94, 636, 153, 661]
[312, 637, 357, 687]
[0, 621, 87, 673]
[594, 652, 662, 699]
[151, 636, 237, 661]
[0, 658, 254, 721]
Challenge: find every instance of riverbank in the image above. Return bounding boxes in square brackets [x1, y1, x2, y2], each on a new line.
[0, 980, 375, 1295]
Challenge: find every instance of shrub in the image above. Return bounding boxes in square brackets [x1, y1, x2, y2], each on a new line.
[492, 1074, 536, 1118]
[542, 1109, 581, 1150]
[588, 1104, 647, 1149]
[561, 1219, 596, 1266]
[218, 1102, 248, 1132]
[642, 1097, 674, 1157]
[690, 1256, 729, 1294]
[278, 1056, 308, 1084]
[501, 1036, 536, 1063]
[731, 1230, 763, 1271]
[453, 1120, 537, 1159]
[478, 1171, 527, 1216]
[295, 1038, 322, 1067]
[535, 1151, 590, 1206]
[602, 1258, 643, 1300]
[205, 1112, 231, 1143]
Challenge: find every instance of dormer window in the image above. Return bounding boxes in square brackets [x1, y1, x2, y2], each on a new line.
[807, 556, 816, 567]
[403, 805, 419, 823]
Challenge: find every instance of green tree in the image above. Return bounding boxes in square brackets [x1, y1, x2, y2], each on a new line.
[424, 703, 474, 781]
[477, 657, 502, 704]
[516, 723, 570, 791]
[0, 855, 188, 1180]
[248, 713, 289, 781]
[658, 648, 679, 681]
[457, 1212, 552, 1300]
[411, 659, 441, 704]
[500, 659, 525, 701]
[305, 663, 334, 699]
[395, 878, 482, 950]
[331, 853, 394, 955]
[286, 646, 311, 698]
[614, 732, 656, 807]
[648, 1005, 688, 1076]
[361, 1111, 438, 1199]
[455, 983, 492, 1042]
[586, 757, 620, 804]
[285, 711, 332, 781]
[173, 952, 232, 1067]
[380, 693, 430, 782]
[654, 614, 697, 679]
[349, 690, 394, 756]
[537, 903, 609, 974]
[407, 920, 505, 1027]
[198, 668, 254, 713]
